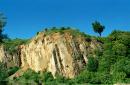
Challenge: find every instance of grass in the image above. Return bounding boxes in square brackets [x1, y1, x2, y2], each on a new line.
[43, 27, 91, 38]
[3, 38, 29, 54]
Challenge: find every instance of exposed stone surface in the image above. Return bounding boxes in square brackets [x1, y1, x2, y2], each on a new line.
[20, 32, 102, 78]
[0, 31, 102, 78]
[0, 45, 21, 67]
[0, 45, 5, 62]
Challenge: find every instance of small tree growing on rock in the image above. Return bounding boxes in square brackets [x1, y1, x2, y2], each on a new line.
[92, 21, 105, 37]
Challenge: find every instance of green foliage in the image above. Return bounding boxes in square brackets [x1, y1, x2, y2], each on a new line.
[98, 31, 130, 83]
[40, 71, 54, 83]
[0, 28, 130, 84]
[98, 57, 111, 72]
[97, 72, 112, 84]
[0, 62, 8, 80]
[87, 56, 98, 72]
[55, 73, 70, 84]
[7, 66, 19, 76]
[112, 42, 127, 56]
[75, 70, 112, 84]
[111, 58, 130, 78]
[3, 38, 29, 54]
[75, 70, 96, 84]
[112, 72, 126, 83]
[73, 30, 130, 84]
[0, 62, 20, 84]
[44, 27, 91, 38]
[0, 63, 9, 85]
[15, 69, 40, 84]
[13, 69, 55, 85]
[0, 12, 7, 43]
[109, 30, 130, 58]
[109, 30, 130, 43]
[92, 21, 105, 36]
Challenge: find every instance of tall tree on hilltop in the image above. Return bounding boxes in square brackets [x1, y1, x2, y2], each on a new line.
[92, 21, 105, 37]
[0, 12, 7, 42]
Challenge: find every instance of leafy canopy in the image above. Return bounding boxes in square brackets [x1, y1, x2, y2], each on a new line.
[92, 21, 105, 36]
[0, 12, 7, 43]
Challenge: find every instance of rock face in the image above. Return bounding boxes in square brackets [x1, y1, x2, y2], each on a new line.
[0, 31, 102, 78]
[0, 45, 5, 62]
[20, 32, 102, 78]
[0, 45, 21, 67]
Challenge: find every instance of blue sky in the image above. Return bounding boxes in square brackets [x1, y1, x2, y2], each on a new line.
[0, 0, 130, 38]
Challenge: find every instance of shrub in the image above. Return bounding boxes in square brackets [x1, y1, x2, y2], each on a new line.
[112, 72, 126, 83]
[7, 66, 19, 76]
[3, 38, 28, 54]
[40, 71, 54, 83]
[112, 41, 127, 56]
[55, 73, 70, 84]
[44, 27, 91, 39]
[0, 62, 8, 84]
[87, 56, 98, 72]
[111, 58, 130, 77]
[15, 69, 40, 84]
[75, 70, 94, 83]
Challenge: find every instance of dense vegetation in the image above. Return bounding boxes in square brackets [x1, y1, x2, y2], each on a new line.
[0, 29, 130, 85]
[3, 38, 29, 54]
[0, 62, 19, 85]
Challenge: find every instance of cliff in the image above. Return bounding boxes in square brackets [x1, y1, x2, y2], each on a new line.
[0, 29, 102, 78]
[0, 45, 21, 67]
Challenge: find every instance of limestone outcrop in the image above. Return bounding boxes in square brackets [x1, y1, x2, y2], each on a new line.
[0, 31, 102, 78]
[20, 32, 102, 78]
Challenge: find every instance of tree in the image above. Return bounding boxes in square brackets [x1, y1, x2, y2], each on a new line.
[0, 12, 7, 42]
[92, 21, 105, 37]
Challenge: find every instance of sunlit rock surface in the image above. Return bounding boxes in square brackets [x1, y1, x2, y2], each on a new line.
[20, 32, 102, 78]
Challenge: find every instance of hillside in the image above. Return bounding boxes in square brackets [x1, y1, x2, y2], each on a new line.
[0, 28, 130, 84]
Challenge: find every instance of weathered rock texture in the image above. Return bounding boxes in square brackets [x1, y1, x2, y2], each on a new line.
[20, 32, 102, 78]
[0, 45, 21, 67]
[0, 31, 102, 78]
